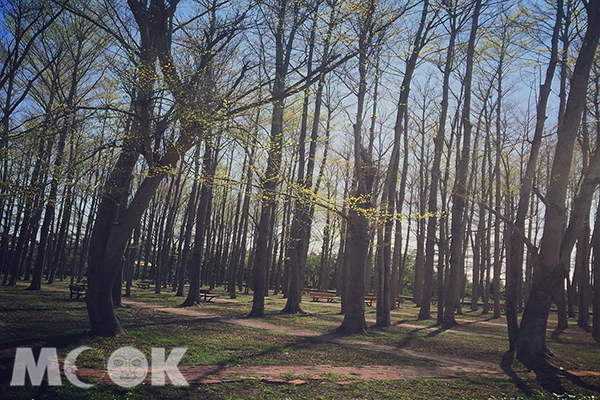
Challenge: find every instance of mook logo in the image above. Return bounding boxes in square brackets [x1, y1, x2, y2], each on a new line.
[10, 346, 188, 388]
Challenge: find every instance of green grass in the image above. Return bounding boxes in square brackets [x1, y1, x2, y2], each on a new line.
[0, 285, 437, 369]
[3, 376, 600, 399]
[33, 283, 599, 371]
[2, 283, 600, 398]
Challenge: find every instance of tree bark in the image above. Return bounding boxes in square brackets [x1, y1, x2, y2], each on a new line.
[516, 2, 600, 366]
[419, 11, 456, 321]
[592, 199, 600, 342]
[337, 0, 376, 334]
[443, 0, 480, 328]
[506, 0, 563, 349]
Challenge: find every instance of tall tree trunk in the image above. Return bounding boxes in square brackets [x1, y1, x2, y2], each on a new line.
[250, 0, 297, 317]
[378, 0, 431, 325]
[318, 207, 331, 291]
[577, 218, 591, 328]
[516, 3, 600, 366]
[443, 0, 480, 328]
[231, 142, 256, 298]
[592, 199, 600, 342]
[493, 65, 503, 320]
[176, 146, 201, 296]
[419, 12, 456, 321]
[27, 111, 71, 290]
[181, 140, 217, 306]
[506, 0, 563, 349]
[337, 0, 376, 334]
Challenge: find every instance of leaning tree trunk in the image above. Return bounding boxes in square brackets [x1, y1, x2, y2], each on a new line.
[506, 0, 562, 349]
[516, 3, 600, 366]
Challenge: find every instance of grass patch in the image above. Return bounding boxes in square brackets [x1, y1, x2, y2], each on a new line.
[2, 283, 600, 398]
[3, 376, 600, 399]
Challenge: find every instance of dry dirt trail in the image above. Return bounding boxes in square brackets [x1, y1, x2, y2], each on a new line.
[122, 299, 502, 375]
[10, 284, 596, 385]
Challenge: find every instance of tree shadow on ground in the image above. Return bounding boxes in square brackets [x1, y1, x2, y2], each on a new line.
[500, 352, 533, 395]
[502, 351, 600, 396]
[534, 359, 600, 395]
[0, 308, 59, 312]
[456, 317, 496, 327]
[0, 332, 90, 384]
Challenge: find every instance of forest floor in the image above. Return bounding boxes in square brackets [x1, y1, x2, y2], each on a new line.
[1, 282, 600, 399]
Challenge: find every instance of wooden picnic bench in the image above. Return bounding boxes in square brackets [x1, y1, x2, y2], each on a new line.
[136, 280, 153, 289]
[199, 289, 219, 302]
[487, 303, 506, 313]
[69, 284, 87, 301]
[364, 295, 377, 307]
[346, 295, 404, 307]
[311, 292, 335, 302]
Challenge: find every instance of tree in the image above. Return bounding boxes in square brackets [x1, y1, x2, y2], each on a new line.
[336, 0, 378, 335]
[376, 0, 435, 327]
[516, 0, 600, 366]
[249, 0, 304, 317]
[442, 0, 481, 329]
[506, 0, 563, 350]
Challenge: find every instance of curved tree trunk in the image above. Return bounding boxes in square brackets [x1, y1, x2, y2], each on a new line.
[506, 0, 563, 349]
[517, 3, 600, 366]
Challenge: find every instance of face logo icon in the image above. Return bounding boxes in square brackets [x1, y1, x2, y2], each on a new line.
[107, 347, 148, 387]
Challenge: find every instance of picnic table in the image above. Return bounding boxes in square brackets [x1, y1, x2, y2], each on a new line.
[69, 284, 87, 301]
[364, 295, 377, 307]
[199, 289, 219, 302]
[487, 303, 506, 313]
[136, 280, 153, 289]
[395, 297, 405, 307]
[310, 292, 335, 302]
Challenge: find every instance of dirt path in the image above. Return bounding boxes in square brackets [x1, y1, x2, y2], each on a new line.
[258, 295, 590, 337]
[0, 286, 507, 384]
[6, 283, 488, 372]
[17, 284, 599, 385]
[122, 299, 502, 375]
[69, 363, 507, 386]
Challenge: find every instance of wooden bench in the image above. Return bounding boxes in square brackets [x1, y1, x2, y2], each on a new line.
[199, 289, 219, 302]
[311, 292, 335, 302]
[487, 303, 506, 313]
[69, 284, 87, 301]
[395, 297, 405, 307]
[364, 295, 377, 307]
[136, 280, 152, 289]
